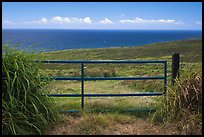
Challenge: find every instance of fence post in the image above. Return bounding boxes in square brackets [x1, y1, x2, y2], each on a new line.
[81, 63, 85, 111]
[172, 52, 180, 86]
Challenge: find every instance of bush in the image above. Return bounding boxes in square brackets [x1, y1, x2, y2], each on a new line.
[152, 67, 202, 135]
[2, 44, 59, 135]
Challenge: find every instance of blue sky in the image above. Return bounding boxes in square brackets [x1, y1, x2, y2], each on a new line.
[2, 2, 202, 30]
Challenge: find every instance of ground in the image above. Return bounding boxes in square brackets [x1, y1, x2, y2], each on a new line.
[45, 113, 180, 135]
[43, 80, 181, 135]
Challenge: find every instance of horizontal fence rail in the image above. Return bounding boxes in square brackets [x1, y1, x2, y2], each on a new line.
[35, 60, 167, 64]
[36, 60, 167, 111]
[43, 92, 164, 97]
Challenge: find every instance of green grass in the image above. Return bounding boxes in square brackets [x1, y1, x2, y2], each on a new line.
[36, 39, 202, 62]
[35, 38, 202, 98]
[2, 44, 60, 135]
[35, 39, 201, 95]
[3, 38, 201, 135]
[36, 38, 202, 135]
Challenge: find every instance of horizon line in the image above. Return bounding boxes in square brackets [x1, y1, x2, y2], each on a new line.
[2, 28, 202, 31]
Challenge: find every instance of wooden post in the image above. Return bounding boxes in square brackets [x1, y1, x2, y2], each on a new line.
[172, 52, 180, 86]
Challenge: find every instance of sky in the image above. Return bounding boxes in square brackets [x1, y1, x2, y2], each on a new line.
[2, 2, 202, 30]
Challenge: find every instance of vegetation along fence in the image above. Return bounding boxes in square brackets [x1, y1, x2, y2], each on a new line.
[35, 60, 168, 112]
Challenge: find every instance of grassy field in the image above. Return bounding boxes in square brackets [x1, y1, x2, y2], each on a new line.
[35, 38, 202, 135]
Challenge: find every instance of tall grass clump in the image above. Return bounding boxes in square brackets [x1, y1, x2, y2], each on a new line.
[2, 44, 59, 135]
[152, 65, 202, 135]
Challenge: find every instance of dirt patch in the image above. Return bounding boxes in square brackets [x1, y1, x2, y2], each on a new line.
[99, 119, 179, 135]
[45, 114, 180, 135]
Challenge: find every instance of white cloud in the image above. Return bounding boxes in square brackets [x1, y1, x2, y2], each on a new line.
[3, 20, 15, 24]
[63, 17, 71, 23]
[119, 17, 179, 24]
[51, 16, 63, 24]
[21, 16, 185, 27]
[23, 17, 48, 24]
[83, 17, 92, 24]
[38, 18, 48, 24]
[98, 18, 113, 25]
[69, 17, 83, 23]
[51, 16, 92, 24]
[119, 19, 134, 24]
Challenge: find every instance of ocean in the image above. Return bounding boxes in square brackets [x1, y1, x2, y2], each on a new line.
[2, 29, 202, 52]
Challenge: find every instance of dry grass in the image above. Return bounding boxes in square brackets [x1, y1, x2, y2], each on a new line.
[45, 113, 181, 135]
[152, 69, 202, 135]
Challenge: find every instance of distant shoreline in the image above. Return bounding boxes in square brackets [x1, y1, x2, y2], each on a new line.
[2, 29, 202, 52]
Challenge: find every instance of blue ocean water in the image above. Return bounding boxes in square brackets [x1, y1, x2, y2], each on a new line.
[2, 29, 202, 52]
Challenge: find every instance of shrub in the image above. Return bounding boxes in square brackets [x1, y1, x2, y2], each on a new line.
[2, 44, 59, 135]
[152, 66, 202, 135]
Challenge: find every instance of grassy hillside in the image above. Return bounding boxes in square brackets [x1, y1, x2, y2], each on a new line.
[35, 38, 202, 93]
[34, 38, 202, 135]
[36, 39, 202, 62]
[35, 38, 202, 81]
